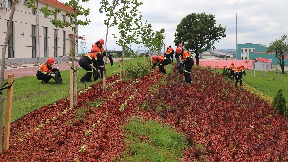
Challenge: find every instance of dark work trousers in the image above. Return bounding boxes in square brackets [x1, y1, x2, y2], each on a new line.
[165, 54, 171, 64]
[97, 54, 104, 78]
[234, 72, 243, 87]
[183, 59, 194, 84]
[171, 54, 174, 63]
[158, 59, 169, 74]
[79, 56, 93, 82]
[37, 73, 53, 83]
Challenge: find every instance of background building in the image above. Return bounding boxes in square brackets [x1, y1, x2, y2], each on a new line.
[0, 0, 76, 66]
[236, 43, 288, 65]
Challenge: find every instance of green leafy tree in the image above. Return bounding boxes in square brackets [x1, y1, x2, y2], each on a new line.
[151, 28, 165, 54]
[174, 13, 226, 65]
[113, 0, 143, 53]
[267, 35, 288, 74]
[102, 0, 144, 79]
[99, 0, 121, 88]
[140, 21, 165, 57]
[30, 0, 91, 107]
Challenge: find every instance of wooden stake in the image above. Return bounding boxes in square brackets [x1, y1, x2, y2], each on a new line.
[70, 66, 74, 108]
[3, 74, 14, 151]
[119, 61, 122, 81]
[73, 65, 78, 106]
[103, 57, 107, 90]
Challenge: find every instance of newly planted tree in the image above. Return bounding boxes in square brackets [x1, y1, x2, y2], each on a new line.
[174, 13, 226, 65]
[140, 21, 165, 55]
[99, 0, 144, 81]
[111, 0, 144, 80]
[99, 0, 120, 88]
[30, 0, 91, 107]
[267, 34, 288, 74]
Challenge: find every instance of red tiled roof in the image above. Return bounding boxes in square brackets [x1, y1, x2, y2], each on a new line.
[40, 0, 74, 13]
[256, 58, 272, 63]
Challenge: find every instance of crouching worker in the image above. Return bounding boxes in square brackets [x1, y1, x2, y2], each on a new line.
[151, 55, 169, 74]
[79, 48, 99, 83]
[36, 57, 62, 84]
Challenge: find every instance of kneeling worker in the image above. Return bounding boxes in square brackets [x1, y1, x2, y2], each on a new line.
[36, 57, 62, 84]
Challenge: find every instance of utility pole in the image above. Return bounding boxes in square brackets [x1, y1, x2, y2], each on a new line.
[236, 13, 238, 60]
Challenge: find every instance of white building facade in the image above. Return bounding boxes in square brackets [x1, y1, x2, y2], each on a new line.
[0, 0, 76, 63]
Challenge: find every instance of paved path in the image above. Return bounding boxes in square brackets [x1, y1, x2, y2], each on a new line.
[2, 58, 133, 79]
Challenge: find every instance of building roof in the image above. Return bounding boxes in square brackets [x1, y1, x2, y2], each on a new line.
[40, 0, 74, 13]
[256, 58, 272, 63]
[198, 60, 254, 70]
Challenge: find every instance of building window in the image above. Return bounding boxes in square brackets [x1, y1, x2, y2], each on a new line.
[54, 12, 57, 20]
[245, 49, 247, 52]
[32, 25, 37, 58]
[7, 21, 14, 58]
[43, 27, 48, 57]
[32, 4, 36, 15]
[242, 49, 244, 52]
[54, 29, 58, 57]
[63, 15, 66, 22]
[63, 30, 66, 56]
[252, 49, 254, 52]
[249, 49, 251, 52]
[70, 17, 73, 24]
[7, 0, 12, 8]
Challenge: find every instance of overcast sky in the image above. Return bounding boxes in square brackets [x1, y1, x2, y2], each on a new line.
[72, 0, 288, 53]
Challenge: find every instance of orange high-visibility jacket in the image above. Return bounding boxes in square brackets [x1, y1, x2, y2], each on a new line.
[181, 51, 191, 60]
[230, 65, 236, 71]
[154, 56, 164, 63]
[39, 63, 52, 74]
[86, 52, 97, 60]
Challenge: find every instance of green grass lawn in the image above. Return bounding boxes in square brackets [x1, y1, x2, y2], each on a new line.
[2, 57, 145, 122]
[243, 69, 288, 100]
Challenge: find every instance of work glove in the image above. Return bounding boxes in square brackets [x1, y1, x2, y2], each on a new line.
[50, 73, 56, 77]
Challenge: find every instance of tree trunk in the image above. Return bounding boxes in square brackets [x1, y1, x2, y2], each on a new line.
[195, 52, 200, 65]
[103, 24, 109, 90]
[0, 0, 17, 154]
[281, 55, 285, 74]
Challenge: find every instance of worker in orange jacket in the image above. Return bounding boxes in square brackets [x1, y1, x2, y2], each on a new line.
[234, 66, 246, 86]
[168, 45, 174, 64]
[79, 48, 99, 83]
[176, 47, 194, 83]
[36, 57, 62, 84]
[94, 39, 113, 78]
[151, 55, 169, 74]
[229, 63, 236, 80]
